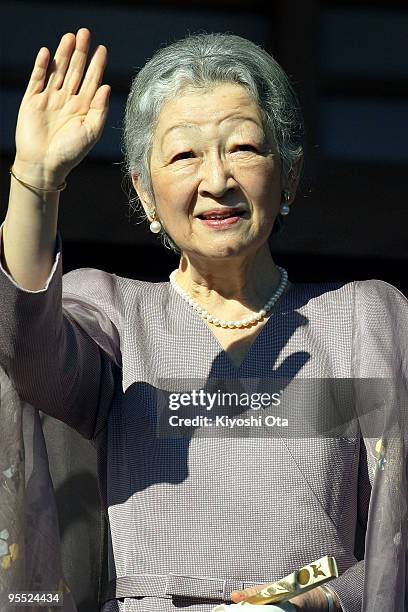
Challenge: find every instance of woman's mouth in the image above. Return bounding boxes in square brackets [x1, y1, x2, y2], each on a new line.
[196, 209, 248, 228]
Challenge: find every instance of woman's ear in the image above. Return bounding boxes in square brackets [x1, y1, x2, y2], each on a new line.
[131, 174, 154, 219]
[286, 155, 304, 202]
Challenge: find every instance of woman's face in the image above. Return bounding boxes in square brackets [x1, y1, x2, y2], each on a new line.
[133, 82, 287, 260]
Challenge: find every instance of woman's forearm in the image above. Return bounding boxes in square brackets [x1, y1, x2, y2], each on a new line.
[2, 160, 63, 291]
[2, 28, 109, 292]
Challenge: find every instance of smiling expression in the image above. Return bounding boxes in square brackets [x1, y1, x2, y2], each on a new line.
[132, 82, 287, 260]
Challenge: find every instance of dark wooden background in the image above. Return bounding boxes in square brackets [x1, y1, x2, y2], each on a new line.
[1, 0, 407, 288]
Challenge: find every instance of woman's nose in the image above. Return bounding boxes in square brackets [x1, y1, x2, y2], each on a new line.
[198, 154, 235, 198]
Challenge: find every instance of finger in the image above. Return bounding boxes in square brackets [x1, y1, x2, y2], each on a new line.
[82, 84, 111, 140]
[77, 44, 108, 103]
[24, 47, 51, 96]
[44, 32, 76, 91]
[60, 27, 92, 95]
[230, 585, 265, 603]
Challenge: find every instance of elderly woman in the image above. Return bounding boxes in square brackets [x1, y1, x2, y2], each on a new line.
[0, 27, 407, 612]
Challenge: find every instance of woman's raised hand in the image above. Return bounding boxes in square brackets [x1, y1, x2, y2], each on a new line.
[14, 28, 110, 187]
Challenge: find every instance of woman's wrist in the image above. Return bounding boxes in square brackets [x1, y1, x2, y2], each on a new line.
[287, 583, 341, 611]
[319, 585, 343, 612]
[319, 586, 334, 611]
[12, 157, 68, 191]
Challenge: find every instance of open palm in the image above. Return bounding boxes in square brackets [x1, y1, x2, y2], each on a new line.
[15, 28, 110, 180]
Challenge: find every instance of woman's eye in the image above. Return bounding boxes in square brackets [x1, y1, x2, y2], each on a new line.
[233, 144, 258, 153]
[172, 151, 194, 162]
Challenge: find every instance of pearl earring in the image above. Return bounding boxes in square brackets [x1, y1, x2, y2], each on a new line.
[148, 209, 162, 234]
[150, 220, 162, 234]
[279, 190, 291, 216]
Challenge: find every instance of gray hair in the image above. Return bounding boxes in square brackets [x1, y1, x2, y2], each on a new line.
[122, 31, 304, 253]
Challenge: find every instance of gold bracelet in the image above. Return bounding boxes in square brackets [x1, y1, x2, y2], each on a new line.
[9, 165, 67, 192]
[320, 585, 335, 612]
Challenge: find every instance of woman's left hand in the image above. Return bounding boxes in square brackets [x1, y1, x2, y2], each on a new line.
[230, 584, 342, 610]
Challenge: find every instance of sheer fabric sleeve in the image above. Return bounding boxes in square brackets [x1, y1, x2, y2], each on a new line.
[0, 364, 79, 611]
[327, 280, 408, 612]
[0, 220, 123, 440]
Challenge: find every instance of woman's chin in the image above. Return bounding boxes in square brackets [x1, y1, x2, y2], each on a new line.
[184, 238, 263, 261]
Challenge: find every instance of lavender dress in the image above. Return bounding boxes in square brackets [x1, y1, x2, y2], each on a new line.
[0, 220, 406, 612]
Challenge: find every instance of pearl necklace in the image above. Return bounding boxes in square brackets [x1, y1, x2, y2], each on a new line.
[169, 266, 288, 329]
